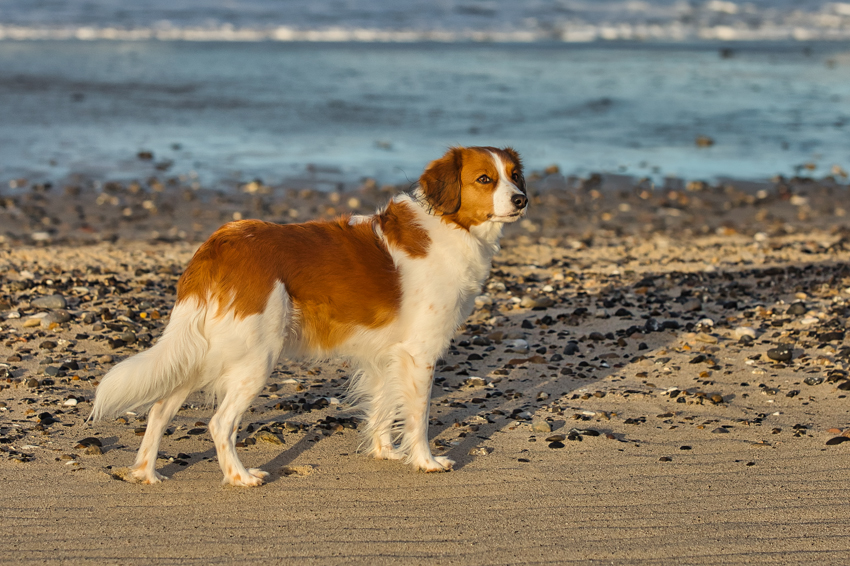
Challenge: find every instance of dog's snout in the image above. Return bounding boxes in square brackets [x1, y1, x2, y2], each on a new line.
[511, 193, 528, 210]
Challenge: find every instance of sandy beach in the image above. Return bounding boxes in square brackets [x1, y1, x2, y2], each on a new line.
[2, 172, 850, 564]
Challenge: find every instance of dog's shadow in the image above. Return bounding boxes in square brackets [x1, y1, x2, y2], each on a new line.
[154, 425, 325, 483]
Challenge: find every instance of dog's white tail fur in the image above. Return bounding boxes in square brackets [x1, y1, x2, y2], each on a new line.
[90, 299, 208, 421]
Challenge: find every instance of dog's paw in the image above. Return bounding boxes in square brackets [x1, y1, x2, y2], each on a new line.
[415, 456, 455, 473]
[128, 467, 168, 485]
[224, 467, 269, 487]
[371, 444, 404, 461]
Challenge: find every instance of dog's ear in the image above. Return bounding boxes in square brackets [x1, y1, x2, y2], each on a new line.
[502, 146, 526, 194]
[419, 147, 463, 215]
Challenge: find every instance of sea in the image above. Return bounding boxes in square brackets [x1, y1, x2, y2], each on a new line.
[1, 0, 850, 191]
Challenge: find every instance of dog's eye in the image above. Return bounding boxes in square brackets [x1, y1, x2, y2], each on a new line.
[477, 175, 491, 184]
[511, 171, 520, 182]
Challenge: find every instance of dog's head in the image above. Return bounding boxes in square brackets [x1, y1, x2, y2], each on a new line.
[418, 146, 527, 230]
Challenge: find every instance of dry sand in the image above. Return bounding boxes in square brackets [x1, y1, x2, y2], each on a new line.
[1, 173, 850, 564]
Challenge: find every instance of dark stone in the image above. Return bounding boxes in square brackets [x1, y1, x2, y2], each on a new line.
[767, 347, 792, 362]
[818, 331, 845, 342]
[563, 342, 579, 356]
[786, 302, 807, 316]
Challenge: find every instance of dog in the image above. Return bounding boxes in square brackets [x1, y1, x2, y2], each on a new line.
[91, 146, 528, 486]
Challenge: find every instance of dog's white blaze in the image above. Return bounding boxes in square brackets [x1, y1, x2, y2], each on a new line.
[489, 150, 525, 218]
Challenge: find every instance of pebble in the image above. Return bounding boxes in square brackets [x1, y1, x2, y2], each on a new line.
[504, 339, 529, 354]
[548, 441, 566, 449]
[468, 447, 491, 456]
[563, 341, 580, 355]
[41, 310, 72, 326]
[23, 317, 43, 328]
[767, 347, 793, 362]
[825, 436, 850, 446]
[531, 420, 551, 433]
[30, 295, 66, 309]
[800, 317, 819, 325]
[695, 333, 718, 344]
[25, 378, 40, 388]
[253, 430, 284, 445]
[733, 327, 757, 340]
[786, 302, 806, 316]
[520, 296, 555, 309]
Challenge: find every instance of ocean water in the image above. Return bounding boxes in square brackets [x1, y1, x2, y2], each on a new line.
[1, 2, 849, 190]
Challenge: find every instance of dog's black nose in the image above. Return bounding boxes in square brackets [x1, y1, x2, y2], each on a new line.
[511, 193, 528, 209]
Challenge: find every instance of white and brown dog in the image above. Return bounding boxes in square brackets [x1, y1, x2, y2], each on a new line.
[92, 146, 528, 486]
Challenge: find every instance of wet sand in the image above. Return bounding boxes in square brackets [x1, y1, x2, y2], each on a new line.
[1, 172, 850, 564]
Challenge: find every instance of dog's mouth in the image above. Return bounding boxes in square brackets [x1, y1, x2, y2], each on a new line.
[491, 210, 526, 222]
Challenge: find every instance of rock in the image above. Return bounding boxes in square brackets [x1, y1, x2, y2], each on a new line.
[253, 431, 284, 445]
[695, 333, 718, 344]
[280, 465, 313, 477]
[120, 331, 137, 344]
[825, 436, 850, 446]
[520, 296, 554, 309]
[767, 347, 792, 362]
[548, 441, 566, 449]
[41, 310, 71, 327]
[39, 340, 57, 350]
[504, 339, 529, 354]
[468, 447, 491, 456]
[803, 376, 824, 386]
[545, 434, 566, 442]
[786, 302, 806, 316]
[818, 331, 845, 342]
[733, 326, 756, 340]
[464, 376, 486, 387]
[800, 317, 819, 325]
[23, 318, 42, 328]
[531, 420, 551, 433]
[97, 355, 114, 364]
[710, 394, 724, 404]
[25, 378, 40, 388]
[563, 341, 579, 355]
[30, 295, 66, 309]
[76, 437, 102, 448]
[711, 427, 729, 433]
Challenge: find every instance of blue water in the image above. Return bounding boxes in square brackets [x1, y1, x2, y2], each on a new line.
[1, 40, 849, 190]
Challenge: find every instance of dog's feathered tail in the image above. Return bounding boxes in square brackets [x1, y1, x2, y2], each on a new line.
[90, 299, 208, 421]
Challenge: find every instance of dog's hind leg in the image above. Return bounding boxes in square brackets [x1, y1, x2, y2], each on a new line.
[208, 363, 273, 487]
[129, 385, 191, 484]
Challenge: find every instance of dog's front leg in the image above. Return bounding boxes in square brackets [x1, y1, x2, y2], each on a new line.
[397, 353, 453, 472]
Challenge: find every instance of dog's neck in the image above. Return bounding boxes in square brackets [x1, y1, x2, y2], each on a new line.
[406, 188, 505, 253]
